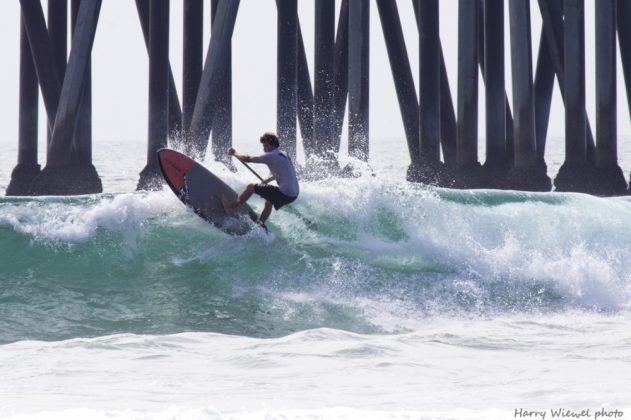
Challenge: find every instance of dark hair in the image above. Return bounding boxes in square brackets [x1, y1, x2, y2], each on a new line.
[260, 132, 279, 147]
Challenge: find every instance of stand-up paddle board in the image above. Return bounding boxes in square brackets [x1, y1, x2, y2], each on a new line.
[157, 149, 265, 235]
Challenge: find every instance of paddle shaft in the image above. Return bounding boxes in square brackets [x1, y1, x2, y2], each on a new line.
[240, 160, 265, 183]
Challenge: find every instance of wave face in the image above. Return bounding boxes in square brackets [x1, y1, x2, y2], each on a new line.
[2, 177, 631, 344]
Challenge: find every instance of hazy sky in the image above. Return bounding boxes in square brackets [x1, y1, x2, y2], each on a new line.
[0, 1, 629, 160]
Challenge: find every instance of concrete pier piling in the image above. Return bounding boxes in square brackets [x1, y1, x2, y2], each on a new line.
[507, 0, 551, 191]
[296, 18, 315, 160]
[554, 0, 594, 193]
[331, 0, 349, 157]
[411, 0, 457, 171]
[416, 0, 447, 185]
[6, 19, 40, 196]
[183, 0, 203, 148]
[313, 0, 337, 168]
[48, 0, 67, 150]
[348, 0, 369, 161]
[277, 0, 298, 161]
[5, 0, 631, 196]
[135, 0, 182, 143]
[19, 0, 62, 134]
[375, 0, 420, 183]
[534, 32, 554, 162]
[455, 0, 483, 188]
[137, 0, 170, 191]
[71, 0, 94, 168]
[210, 0, 233, 168]
[188, 0, 240, 160]
[593, 0, 627, 195]
[29, 0, 103, 195]
[537, 0, 596, 164]
[616, 0, 631, 192]
[481, 0, 509, 188]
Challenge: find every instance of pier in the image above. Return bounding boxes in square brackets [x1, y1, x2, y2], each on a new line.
[5, 0, 631, 196]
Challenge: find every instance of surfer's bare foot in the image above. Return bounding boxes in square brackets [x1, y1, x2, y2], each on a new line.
[221, 195, 235, 216]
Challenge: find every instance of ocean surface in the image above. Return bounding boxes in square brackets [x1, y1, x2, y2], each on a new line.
[1, 138, 631, 419]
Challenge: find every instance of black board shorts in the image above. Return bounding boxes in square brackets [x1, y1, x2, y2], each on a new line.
[254, 184, 297, 210]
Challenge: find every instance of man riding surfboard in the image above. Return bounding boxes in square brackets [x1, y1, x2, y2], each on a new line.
[222, 132, 299, 224]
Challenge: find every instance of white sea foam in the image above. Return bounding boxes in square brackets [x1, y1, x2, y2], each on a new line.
[0, 407, 539, 420]
[1, 314, 630, 418]
[274, 178, 631, 313]
[0, 191, 182, 244]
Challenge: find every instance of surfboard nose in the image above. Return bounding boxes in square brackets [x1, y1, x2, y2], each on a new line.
[157, 149, 194, 192]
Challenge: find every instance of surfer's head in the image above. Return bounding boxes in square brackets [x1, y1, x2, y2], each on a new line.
[260, 132, 279, 150]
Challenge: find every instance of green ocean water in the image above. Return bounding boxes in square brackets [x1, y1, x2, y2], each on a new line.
[1, 181, 631, 344]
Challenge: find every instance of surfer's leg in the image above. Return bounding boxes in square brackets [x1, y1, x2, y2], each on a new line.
[222, 183, 256, 215]
[259, 201, 273, 223]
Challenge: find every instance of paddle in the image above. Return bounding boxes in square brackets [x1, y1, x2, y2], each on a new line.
[240, 160, 265, 183]
[236, 159, 315, 228]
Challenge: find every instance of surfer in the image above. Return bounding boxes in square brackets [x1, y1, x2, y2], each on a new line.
[222, 132, 300, 224]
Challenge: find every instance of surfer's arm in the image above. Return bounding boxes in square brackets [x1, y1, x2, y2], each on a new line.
[262, 176, 275, 184]
[227, 148, 252, 162]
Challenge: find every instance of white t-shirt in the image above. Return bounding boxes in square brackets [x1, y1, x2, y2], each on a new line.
[251, 148, 300, 197]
